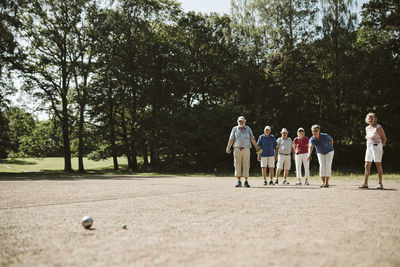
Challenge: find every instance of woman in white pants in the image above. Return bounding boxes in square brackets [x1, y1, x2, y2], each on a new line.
[293, 128, 310, 185]
[359, 113, 387, 189]
[307, 125, 334, 188]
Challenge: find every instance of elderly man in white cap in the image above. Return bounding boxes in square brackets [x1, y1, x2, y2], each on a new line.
[275, 128, 295, 185]
[257, 126, 278, 186]
[226, 116, 260, 187]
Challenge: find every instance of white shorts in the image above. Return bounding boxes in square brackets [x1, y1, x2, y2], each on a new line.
[261, 156, 275, 168]
[365, 144, 383, 162]
[277, 154, 291, 170]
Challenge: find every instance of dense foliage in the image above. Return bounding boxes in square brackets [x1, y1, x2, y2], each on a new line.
[1, 0, 399, 172]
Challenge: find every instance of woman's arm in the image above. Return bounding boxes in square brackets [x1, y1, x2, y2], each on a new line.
[377, 127, 387, 146]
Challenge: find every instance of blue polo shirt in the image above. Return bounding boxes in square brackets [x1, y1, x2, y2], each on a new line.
[309, 133, 334, 155]
[257, 134, 277, 157]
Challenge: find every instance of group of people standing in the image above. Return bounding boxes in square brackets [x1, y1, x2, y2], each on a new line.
[226, 113, 387, 189]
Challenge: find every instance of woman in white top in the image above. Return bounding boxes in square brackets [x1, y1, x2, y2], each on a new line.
[360, 113, 387, 189]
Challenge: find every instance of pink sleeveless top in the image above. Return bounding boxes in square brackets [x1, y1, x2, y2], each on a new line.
[365, 124, 382, 145]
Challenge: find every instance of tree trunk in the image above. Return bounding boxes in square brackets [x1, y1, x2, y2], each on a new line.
[110, 119, 119, 171]
[78, 102, 85, 172]
[61, 95, 72, 172]
[120, 108, 132, 170]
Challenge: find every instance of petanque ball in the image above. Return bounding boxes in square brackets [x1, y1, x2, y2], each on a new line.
[81, 216, 93, 229]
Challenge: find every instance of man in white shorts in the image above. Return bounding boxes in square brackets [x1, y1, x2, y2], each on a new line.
[275, 128, 295, 185]
[257, 126, 278, 186]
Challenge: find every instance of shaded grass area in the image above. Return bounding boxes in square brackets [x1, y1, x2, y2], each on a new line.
[0, 157, 399, 182]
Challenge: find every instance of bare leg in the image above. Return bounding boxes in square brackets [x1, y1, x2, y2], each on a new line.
[269, 168, 274, 182]
[276, 168, 282, 179]
[321, 176, 326, 185]
[375, 162, 383, 184]
[237, 177, 241, 182]
[363, 162, 372, 185]
[244, 177, 248, 181]
[283, 170, 289, 181]
[262, 167, 267, 181]
[325, 176, 330, 186]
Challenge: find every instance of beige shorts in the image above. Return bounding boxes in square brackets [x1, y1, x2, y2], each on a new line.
[277, 154, 291, 170]
[261, 156, 275, 168]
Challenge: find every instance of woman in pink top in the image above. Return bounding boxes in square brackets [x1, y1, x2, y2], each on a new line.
[293, 128, 310, 185]
[360, 113, 387, 189]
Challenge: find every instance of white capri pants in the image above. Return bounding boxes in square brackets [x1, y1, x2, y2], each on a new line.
[277, 154, 291, 170]
[233, 147, 250, 177]
[317, 151, 334, 177]
[295, 153, 310, 178]
[365, 144, 383, 162]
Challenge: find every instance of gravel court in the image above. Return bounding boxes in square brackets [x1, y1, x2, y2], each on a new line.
[1, 176, 399, 266]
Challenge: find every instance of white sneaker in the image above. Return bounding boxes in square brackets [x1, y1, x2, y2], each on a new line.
[376, 184, 383, 189]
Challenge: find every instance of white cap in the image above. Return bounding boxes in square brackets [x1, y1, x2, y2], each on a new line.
[280, 128, 288, 133]
[237, 116, 246, 122]
[297, 127, 305, 132]
[264, 126, 271, 130]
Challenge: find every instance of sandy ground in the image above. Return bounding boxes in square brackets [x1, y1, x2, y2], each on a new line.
[1, 175, 399, 267]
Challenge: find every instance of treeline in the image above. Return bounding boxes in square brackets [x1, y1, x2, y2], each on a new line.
[0, 0, 399, 172]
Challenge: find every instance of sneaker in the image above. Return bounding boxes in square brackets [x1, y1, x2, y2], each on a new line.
[320, 184, 325, 188]
[376, 184, 383, 189]
[235, 181, 242, 187]
[296, 182, 302, 185]
[283, 180, 289, 185]
[359, 184, 368, 189]
[305, 181, 310, 186]
[244, 181, 250, 188]
[324, 184, 330, 188]
[263, 180, 268, 186]
[269, 180, 274, 186]
[275, 178, 279, 184]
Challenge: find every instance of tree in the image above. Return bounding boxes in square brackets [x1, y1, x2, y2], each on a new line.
[4, 106, 35, 156]
[21, 0, 90, 171]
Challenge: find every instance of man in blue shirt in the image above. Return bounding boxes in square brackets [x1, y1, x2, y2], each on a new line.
[257, 126, 278, 186]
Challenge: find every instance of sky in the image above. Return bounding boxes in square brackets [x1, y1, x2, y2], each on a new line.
[178, 0, 369, 16]
[178, 0, 231, 15]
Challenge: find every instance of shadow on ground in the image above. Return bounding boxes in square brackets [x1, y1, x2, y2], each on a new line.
[0, 170, 178, 181]
[1, 159, 37, 165]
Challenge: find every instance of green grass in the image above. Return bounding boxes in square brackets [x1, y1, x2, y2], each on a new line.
[0, 157, 128, 173]
[0, 157, 399, 182]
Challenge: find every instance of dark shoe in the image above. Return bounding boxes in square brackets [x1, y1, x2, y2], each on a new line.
[235, 181, 242, 187]
[320, 184, 325, 188]
[283, 180, 289, 185]
[305, 181, 310, 186]
[359, 184, 368, 189]
[296, 182, 302, 185]
[263, 180, 268, 186]
[269, 180, 274, 185]
[275, 178, 279, 184]
[324, 184, 329, 188]
[244, 181, 250, 188]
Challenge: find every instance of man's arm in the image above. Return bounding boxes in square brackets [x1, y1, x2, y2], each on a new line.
[307, 145, 314, 161]
[251, 137, 260, 151]
[226, 139, 234, 154]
